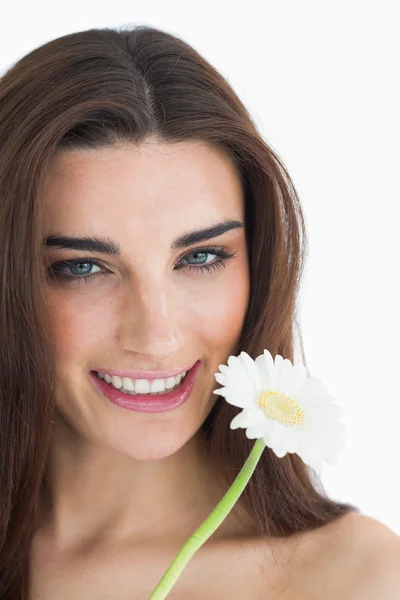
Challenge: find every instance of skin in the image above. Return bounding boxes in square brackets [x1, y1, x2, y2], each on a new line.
[32, 137, 400, 597]
[38, 137, 252, 556]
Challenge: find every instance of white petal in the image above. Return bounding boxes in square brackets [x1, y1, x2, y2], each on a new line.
[272, 445, 288, 458]
[296, 413, 345, 466]
[213, 388, 224, 396]
[221, 366, 248, 388]
[214, 385, 254, 409]
[296, 445, 320, 468]
[214, 373, 228, 386]
[277, 428, 298, 453]
[318, 396, 345, 419]
[245, 421, 268, 439]
[324, 444, 344, 464]
[239, 352, 261, 394]
[282, 363, 308, 398]
[254, 355, 270, 390]
[221, 356, 256, 398]
[302, 413, 338, 446]
[274, 355, 284, 391]
[255, 350, 276, 390]
[301, 401, 346, 441]
[217, 364, 230, 375]
[278, 358, 295, 393]
[308, 459, 323, 475]
[230, 412, 247, 430]
[230, 407, 263, 430]
[294, 377, 326, 407]
[263, 419, 286, 447]
[273, 354, 293, 390]
[227, 354, 248, 373]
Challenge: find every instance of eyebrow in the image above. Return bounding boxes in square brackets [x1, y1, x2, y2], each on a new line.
[43, 219, 244, 254]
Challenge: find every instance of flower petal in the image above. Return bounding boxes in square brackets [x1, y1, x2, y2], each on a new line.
[245, 421, 268, 439]
[220, 355, 256, 393]
[278, 357, 295, 394]
[274, 355, 284, 391]
[294, 377, 326, 407]
[272, 445, 288, 458]
[318, 396, 345, 419]
[230, 407, 264, 430]
[230, 411, 247, 430]
[214, 373, 228, 386]
[214, 353, 258, 408]
[263, 419, 286, 447]
[238, 352, 261, 394]
[277, 428, 298, 453]
[308, 459, 323, 475]
[213, 385, 254, 408]
[296, 445, 321, 468]
[255, 350, 275, 390]
[295, 409, 345, 466]
[282, 363, 308, 398]
[227, 354, 248, 374]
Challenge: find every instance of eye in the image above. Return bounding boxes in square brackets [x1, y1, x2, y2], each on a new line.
[47, 260, 104, 284]
[176, 247, 237, 275]
[47, 246, 238, 285]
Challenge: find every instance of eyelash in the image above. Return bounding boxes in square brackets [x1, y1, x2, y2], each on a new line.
[47, 246, 237, 285]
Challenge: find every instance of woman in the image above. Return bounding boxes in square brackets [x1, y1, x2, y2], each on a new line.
[0, 25, 398, 599]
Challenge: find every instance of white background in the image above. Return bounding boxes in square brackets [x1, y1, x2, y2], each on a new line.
[1, 1, 398, 534]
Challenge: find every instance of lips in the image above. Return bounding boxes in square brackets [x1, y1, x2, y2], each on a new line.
[89, 360, 202, 413]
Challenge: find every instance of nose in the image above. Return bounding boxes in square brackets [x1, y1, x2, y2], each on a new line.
[116, 280, 184, 361]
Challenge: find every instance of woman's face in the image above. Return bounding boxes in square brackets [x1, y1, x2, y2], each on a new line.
[42, 139, 250, 460]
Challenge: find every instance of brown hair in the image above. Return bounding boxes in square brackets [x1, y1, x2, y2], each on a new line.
[0, 25, 359, 598]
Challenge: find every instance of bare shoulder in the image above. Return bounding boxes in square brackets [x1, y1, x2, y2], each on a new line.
[340, 512, 400, 598]
[298, 512, 400, 599]
[322, 511, 398, 550]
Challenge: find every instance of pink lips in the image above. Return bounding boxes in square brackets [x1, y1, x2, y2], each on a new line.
[89, 360, 202, 413]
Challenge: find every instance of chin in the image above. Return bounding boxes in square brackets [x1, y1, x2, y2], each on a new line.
[98, 423, 196, 462]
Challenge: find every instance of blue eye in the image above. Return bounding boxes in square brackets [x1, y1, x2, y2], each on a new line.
[47, 247, 237, 285]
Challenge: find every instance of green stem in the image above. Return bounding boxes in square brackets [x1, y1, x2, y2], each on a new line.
[147, 437, 266, 600]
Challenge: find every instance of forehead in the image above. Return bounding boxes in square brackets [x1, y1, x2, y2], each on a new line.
[42, 140, 245, 232]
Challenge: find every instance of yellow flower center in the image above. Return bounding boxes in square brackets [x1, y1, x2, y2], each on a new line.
[257, 390, 304, 427]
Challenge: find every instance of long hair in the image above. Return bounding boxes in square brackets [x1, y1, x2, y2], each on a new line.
[0, 25, 359, 598]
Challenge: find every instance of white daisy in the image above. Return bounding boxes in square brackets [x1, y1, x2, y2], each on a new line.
[213, 350, 346, 475]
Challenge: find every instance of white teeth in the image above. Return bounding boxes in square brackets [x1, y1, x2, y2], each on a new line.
[164, 376, 177, 390]
[150, 378, 167, 393]
[135, 379, 150, 394]
[111, 375, 123, 389]
[122, 377, 135, 391]
[97, 370, 188, 395]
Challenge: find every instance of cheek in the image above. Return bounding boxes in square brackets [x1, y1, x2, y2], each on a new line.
[188, 266, 250, 351]
[45, 292, 112, 367]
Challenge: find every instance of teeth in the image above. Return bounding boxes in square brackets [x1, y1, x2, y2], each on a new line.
[97, 370, 187, 395]
[135, 379, 151, 394]
[110, 375, 123, 389]
[122, 377, 135, 391]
